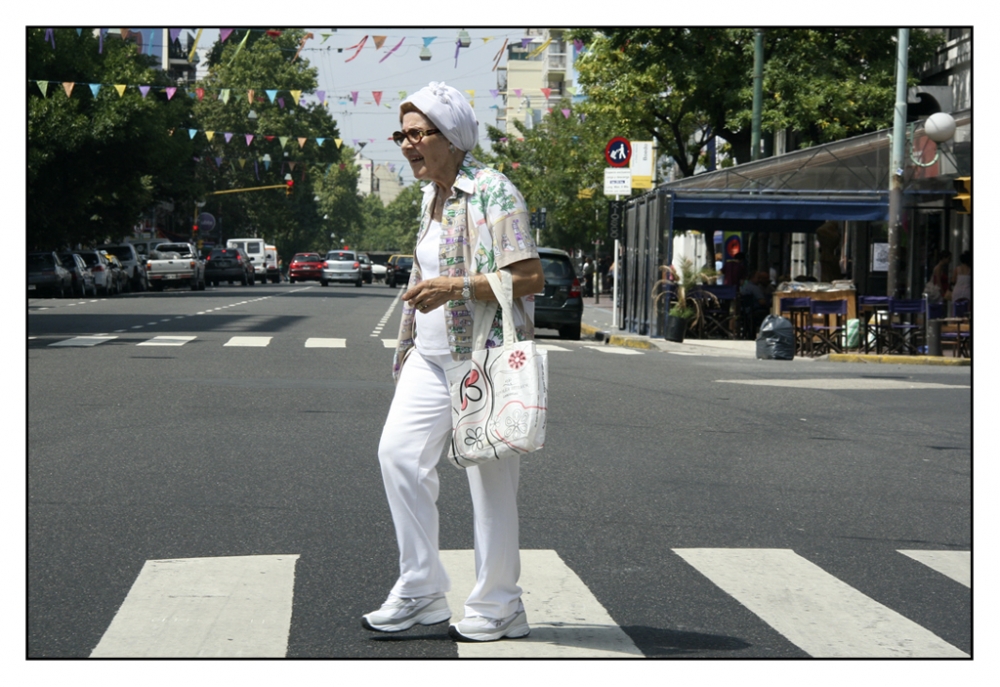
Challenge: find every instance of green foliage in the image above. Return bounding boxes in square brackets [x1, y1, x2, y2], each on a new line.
[480, 103, 616, 252]
[28, 29, 201, 249]
[192, 29, 347, 258]
[356, 182, 424, 252]
[569, 28, 945, 177]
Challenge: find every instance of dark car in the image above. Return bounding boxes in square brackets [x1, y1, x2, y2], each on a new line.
[534, 247, 583, 340]
[358, 253, 374, 284]
[28, 252, 73, 298]
[57, 252, 97, 297]
[205, 246, 254, 286]
[386, 254, 413, 288]
[289, 253, 323, 283]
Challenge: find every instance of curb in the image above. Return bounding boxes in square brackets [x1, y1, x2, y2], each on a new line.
[581, 323, 659, 351]
[828, 353, 970, 366]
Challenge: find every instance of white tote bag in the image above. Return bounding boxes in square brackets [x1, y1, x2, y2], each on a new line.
[447, 271, 548, 468]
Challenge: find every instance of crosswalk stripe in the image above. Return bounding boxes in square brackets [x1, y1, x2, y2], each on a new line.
[224, 336, 272, 347]
[584, 345, 643, 355]
[90, 554, 299, 658]
[673, 548, 968, 658]
[899, 550, 971, 588]
[305, 338, 346, 348]
[440, 549, 643, 658]
[137, 336, 197, 347]
[48, 336, 117, 347]
[382, 339, 397, 348]
[536, 344, 571, 351]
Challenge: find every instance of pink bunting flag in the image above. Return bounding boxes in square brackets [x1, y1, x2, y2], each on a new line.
[541, 88, 551, 99]
[245, 134, 254, 146]
[514, 89, 521, 98]
[562, 109, 571, 118]
[220, 29, 233, 43]
[345, 35, 368, 62]
[512, 162, 520, 169]
[372, 91, 382, 106]
[351, 92, 359, 106]
[195, 87, 204, 101]
[165, 87, 177, 100]
[490, 89, 499, 98]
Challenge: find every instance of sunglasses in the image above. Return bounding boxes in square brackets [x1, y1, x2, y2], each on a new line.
[392, 128, 440, 146]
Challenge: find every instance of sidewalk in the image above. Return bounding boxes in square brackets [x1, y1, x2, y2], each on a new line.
[580, 297, 970, 366]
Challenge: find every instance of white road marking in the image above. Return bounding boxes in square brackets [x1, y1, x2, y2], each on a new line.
[584, 346, 643, 355]
[90, 555, 299, 658]
[899, 550, 971, 588]
[137, 336, 197, 347]
[441, 549, 642, 658]
[382, 339, 398, 348]
[304, 338, 346, 348]
[224, 337, 272, 347]
[48, 336, 117, 347]
[673, 548, 968, 658]
[536, 344, 571, 351]
[716, 378, 969, 390]
[371, 292, 403, 338]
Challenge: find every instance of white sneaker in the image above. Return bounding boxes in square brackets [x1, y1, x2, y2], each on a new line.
[448, 602, 530, 642]
[361, 594, 451, 633]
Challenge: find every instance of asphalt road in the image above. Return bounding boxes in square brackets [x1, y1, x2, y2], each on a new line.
[27, 282, 972, 660]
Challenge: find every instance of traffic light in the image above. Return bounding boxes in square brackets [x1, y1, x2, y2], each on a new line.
[192, 224, 199, 235]
[285, 179, 294, 197]
[952, 176, 970, 214]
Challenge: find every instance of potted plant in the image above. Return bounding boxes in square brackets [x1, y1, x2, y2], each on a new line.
[652, 257, 717, 343]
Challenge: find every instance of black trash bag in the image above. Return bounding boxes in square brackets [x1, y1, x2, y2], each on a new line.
[755, 314, 795, 360]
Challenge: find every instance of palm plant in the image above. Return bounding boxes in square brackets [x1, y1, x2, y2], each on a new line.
[652, 257, 718, 339]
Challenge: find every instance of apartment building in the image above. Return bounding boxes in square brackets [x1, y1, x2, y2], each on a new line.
[495, 29, 578, 137]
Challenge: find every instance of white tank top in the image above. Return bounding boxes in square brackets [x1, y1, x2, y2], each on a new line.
[414, 220, 451, 355]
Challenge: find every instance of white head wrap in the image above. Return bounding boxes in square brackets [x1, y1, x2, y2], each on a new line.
[401, 81, 478, 152]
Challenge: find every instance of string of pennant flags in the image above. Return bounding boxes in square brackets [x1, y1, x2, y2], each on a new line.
[37, 28, 587, 66]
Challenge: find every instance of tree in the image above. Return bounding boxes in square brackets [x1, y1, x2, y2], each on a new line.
[192, 29, 345, 255]
[28, 29, 201, 249]
[481, 101, 617, 252]
[569, 28, 944, 178]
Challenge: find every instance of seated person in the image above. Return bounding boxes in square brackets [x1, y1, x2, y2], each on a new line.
[740, 271, 771, 331]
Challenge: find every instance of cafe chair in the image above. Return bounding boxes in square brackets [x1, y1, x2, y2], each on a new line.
[692, 285, 738, 339]
[779, 296, 811, 356]
[857, 295, 889, 354]
[942, 298, 971, 358]
[805, 299, 848, 356]
[885, 298, 926, 355]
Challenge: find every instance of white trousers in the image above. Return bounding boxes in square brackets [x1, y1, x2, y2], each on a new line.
[377, 349, 522, 619]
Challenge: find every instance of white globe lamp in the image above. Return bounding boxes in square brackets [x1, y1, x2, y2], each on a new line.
[924, 112, 956, 143]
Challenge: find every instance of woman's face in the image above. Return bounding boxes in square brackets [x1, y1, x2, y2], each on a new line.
[400, 111, 451, 183]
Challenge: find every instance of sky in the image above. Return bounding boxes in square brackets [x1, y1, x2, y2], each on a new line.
[188, 27, 532, 186]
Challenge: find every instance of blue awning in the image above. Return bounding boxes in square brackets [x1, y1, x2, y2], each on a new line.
[668, 193, 888, 233]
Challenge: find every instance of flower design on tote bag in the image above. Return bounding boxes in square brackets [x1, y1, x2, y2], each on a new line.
[508, 350, 526, 370]
[504, 411, 528, 439]
[464, 427, 486, 450]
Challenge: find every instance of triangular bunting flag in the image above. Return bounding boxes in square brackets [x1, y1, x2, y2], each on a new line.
[247, 89, 254, 104]
[170, 29, 182, 43]
[345, 35, 368, 62]
[316, 90, 325, 103]
[220, 29, 233, 43]
[490, 89, 499, 98]
[465, 90, 475, 98]
[62, 82, 75, 97]
[373, 36, 387, 50]
[195, 87, 204, 100]
[224, 133, 233, 143]
[266, 90, 278, 103]
[89, 83, 101, 97]
[373, 91, 382, 106]
[279, 136, 289, 147]
[541, 87, 551, 99]
[188, 129, 197, 138]
[316, 138, 325, 147]
[114, 84, 126, 97]
[423, 37, 436, 47]
[351, 92, 359, 106]
[335, 139, 343, 148]
[215, 157, 223, 168]
[239, 159, 247, 168]
[277, 97, 285, 109]
[380, 37, 406, 63]
[37, 81, 49, 97]
[165, 87, 177, 100]
[298, 137, 307, 148]
[288, 162, 296, 171]
[290, 90, 301, 105]
[514, 89, 522, 98]
[562, 109, 571, 118]
[205, 131, 215, 141]
[221, 89, 231, 104]
[245, 134, 253, 146]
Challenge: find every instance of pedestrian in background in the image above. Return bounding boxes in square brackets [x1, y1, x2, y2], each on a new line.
[363, 81, 544, 643]
[582, 257, 594, 297]
[723, 251, 747, 287]
[950, 249, 971, 311]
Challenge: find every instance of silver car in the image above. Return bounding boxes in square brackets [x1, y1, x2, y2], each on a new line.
[321, 250, 363, 287]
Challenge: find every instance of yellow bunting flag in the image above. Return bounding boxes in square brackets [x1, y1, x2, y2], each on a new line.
[335, 139, 343, 148]
[205, 131, 215, 141]
[279, 136, 289, 147]
[290, 90, 301, 105]
[220, 88, 230, 104]
[114, 84, 126, 97]
[239, 159, 247, 168]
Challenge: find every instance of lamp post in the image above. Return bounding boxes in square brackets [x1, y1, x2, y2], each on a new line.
[886, 29, 910, 299]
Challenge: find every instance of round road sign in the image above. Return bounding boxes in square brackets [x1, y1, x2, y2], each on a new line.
[605, 137, 632, 167]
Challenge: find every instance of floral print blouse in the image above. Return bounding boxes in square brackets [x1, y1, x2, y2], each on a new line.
[392, 153, 539, 381]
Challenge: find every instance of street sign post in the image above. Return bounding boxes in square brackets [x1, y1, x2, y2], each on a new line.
[604, 169, 632, 196]
[197, 212, 216, 234]
[607, 200, 624, 242]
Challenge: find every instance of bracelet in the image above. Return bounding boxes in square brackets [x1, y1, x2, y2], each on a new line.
[462, 275, 474, 301]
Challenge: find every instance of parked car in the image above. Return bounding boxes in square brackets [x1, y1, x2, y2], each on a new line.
[104, 254, 129, 294]
[99, 243, 148, 291]
[321, 250, 364, 287]
[28, 252, 73, 298]
[57, 252, 97, 297]
[386, 254, 413, 288]
[534, 247, 583, 340]
[370, 261, 388, 282]
[205, 246, 255, 286]
[78, 250, 118, 296]
[357, 253, 374, 284]
[288, 253, 324, 283]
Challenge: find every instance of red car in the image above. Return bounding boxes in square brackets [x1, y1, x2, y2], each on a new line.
[288, 253, 324, 283]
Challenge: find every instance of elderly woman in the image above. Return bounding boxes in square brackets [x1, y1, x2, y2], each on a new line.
[361, 82, 544, 643]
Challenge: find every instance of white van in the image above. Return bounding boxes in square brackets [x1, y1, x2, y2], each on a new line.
[264, 244, 281, 283]
[227, 238, 268, 281]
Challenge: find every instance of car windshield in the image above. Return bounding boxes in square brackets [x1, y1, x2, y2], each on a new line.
[157, 244, 192, 255]
[542, 257, 573, 279]
[294, 255, 322, 263]
[57, 255, 78, 267]
[103, 246, 133, 260]
[326, 252, 356, 261]
[211, 249, 236, 257]
[29, 254, 56, 270]
[78, 253, 101, 266]
[396, 257, 413, 268]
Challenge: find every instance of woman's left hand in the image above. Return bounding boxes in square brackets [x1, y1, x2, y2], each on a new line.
[404, 277, 458, 313]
